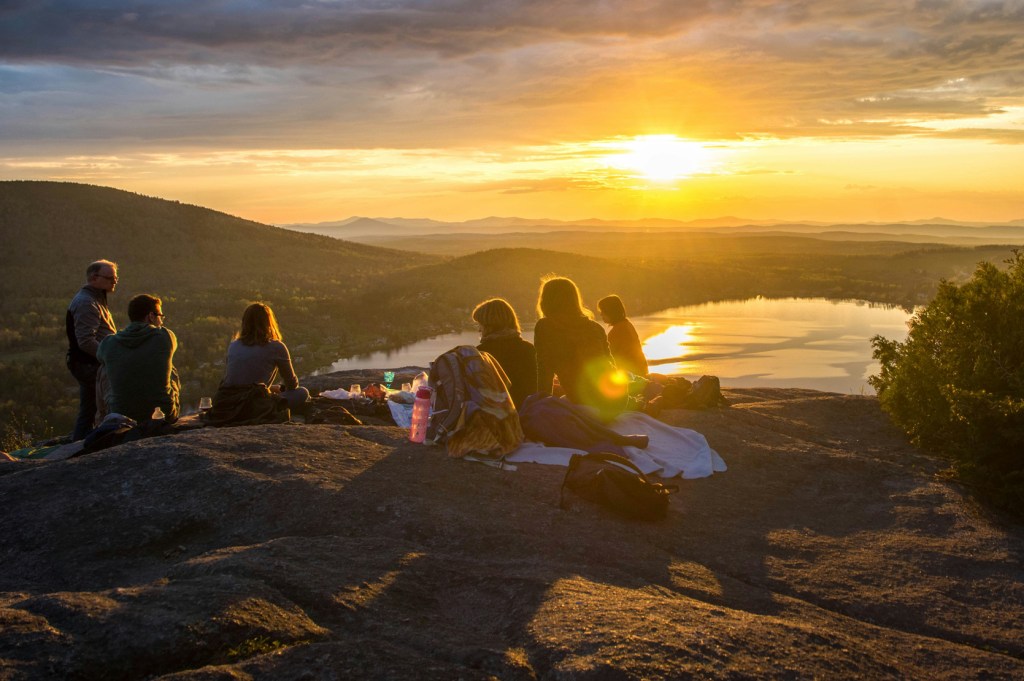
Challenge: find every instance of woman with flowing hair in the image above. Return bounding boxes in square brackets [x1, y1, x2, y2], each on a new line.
[472, 297, 537, 408]
[598, 294, 649, 377]
[221, 302, 310, 411]
[534, 276, 627, 420]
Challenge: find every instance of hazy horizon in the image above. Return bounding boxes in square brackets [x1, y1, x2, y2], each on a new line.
[281, 214, 1024, 228]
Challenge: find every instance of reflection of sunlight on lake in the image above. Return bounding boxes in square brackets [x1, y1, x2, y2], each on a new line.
[318, 297, 913, 394]
[641, 323, 697, 364]
[632, 297, 912, 394]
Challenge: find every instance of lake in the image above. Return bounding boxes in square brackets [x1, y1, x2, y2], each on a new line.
[316, 297, 913, 394]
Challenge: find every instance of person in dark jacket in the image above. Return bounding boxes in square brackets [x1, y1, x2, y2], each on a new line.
[472, 297, 537, 408]
[534, 276, 627, 420]
[97, 294, 180, 423]
[598, 294, 649, 377]
[66, 259, 118, 440]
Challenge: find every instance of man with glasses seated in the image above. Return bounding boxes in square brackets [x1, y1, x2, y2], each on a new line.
[66, 259, 118, 440]
[97, 294, 181, 423]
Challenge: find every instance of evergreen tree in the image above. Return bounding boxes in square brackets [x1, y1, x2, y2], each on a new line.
[871, 251, 1024, 515]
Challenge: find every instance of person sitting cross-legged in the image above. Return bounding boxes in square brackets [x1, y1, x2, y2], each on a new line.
[221, 302, 310, 413]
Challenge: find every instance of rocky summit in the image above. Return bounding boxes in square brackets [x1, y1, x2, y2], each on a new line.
[2, 389, 1023, 680]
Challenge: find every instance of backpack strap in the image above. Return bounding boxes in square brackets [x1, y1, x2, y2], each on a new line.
[582, 451, 647, 477]
[559, 453, 584, 510]
[462, 455, 518, 472]
[426, 346, 470, 442]
[592, 452, 678, 493]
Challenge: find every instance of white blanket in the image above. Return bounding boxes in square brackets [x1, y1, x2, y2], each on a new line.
[505, 411, 726, 479]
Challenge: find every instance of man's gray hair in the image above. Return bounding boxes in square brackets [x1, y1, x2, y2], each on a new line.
[86, 259, 117, 278]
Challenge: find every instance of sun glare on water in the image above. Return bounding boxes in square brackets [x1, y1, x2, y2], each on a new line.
[642, 323, 698, 363]
[604, 135, 717, 183]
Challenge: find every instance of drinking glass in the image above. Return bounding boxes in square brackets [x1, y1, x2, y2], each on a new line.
[349, 384, 362, 397]
[199, 396, 212, 412]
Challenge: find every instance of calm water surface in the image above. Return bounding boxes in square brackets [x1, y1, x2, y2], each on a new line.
[317, 297, 912, 394]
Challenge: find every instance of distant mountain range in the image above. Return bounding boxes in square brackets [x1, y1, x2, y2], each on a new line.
[281, 215, 1024, 241]
[280, 215, 790, 238]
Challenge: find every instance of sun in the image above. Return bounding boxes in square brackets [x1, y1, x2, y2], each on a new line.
[604, 135, 716, 183]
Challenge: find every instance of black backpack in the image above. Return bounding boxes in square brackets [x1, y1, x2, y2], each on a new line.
[560, 452, 678, 521]
[653, 375, 729, 411]
[684, 375, 729, 409]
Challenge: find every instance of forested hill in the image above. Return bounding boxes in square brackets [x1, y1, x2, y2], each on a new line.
[0, 181, 438, 440]
[0, 181, 432, 299]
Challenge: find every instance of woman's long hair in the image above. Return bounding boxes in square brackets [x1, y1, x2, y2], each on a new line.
[236, 302, 282, 346]
[537, 276, 592, 320]
[597, 294, 627, 324]
[472, 298, 521, 336]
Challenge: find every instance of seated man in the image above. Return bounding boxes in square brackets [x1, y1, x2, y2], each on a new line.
[97, 294, 180, 422]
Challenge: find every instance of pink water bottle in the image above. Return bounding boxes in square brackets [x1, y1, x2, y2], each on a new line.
[409, 386, 432, 443]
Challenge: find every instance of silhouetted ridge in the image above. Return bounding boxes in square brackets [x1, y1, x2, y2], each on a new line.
[0, 181, 432, 296]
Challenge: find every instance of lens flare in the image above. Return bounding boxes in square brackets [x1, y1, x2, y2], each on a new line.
[598, 368, 630, 399]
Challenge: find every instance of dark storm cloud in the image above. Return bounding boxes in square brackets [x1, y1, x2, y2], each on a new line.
[0, 0, 717, 64]
[5, 1, 1017, 69]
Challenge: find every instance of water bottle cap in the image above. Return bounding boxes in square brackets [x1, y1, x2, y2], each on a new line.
[415, 386, 432, 399]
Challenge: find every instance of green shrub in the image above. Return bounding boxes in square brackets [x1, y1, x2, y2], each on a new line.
[870, 251, 1024, 516]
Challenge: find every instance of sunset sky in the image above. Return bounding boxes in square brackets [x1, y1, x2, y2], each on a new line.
[2, 1, 1023, 225]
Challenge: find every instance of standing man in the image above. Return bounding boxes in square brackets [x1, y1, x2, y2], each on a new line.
[66, 260, 118, 440]
[98, 294, 180, 423]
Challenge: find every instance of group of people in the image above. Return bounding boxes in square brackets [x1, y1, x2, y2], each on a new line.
[66, 259, 309, 440]
[472, 276, 649, 421]
[67, 259, 648, 440]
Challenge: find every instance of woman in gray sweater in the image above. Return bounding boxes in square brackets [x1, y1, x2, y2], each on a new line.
[223, 303, 310, 411]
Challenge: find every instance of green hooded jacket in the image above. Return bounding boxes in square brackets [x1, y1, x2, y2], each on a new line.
[97, 322, 180, 422]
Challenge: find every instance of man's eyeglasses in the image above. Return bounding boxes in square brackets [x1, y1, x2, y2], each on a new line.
[97, 274, 118, 282]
